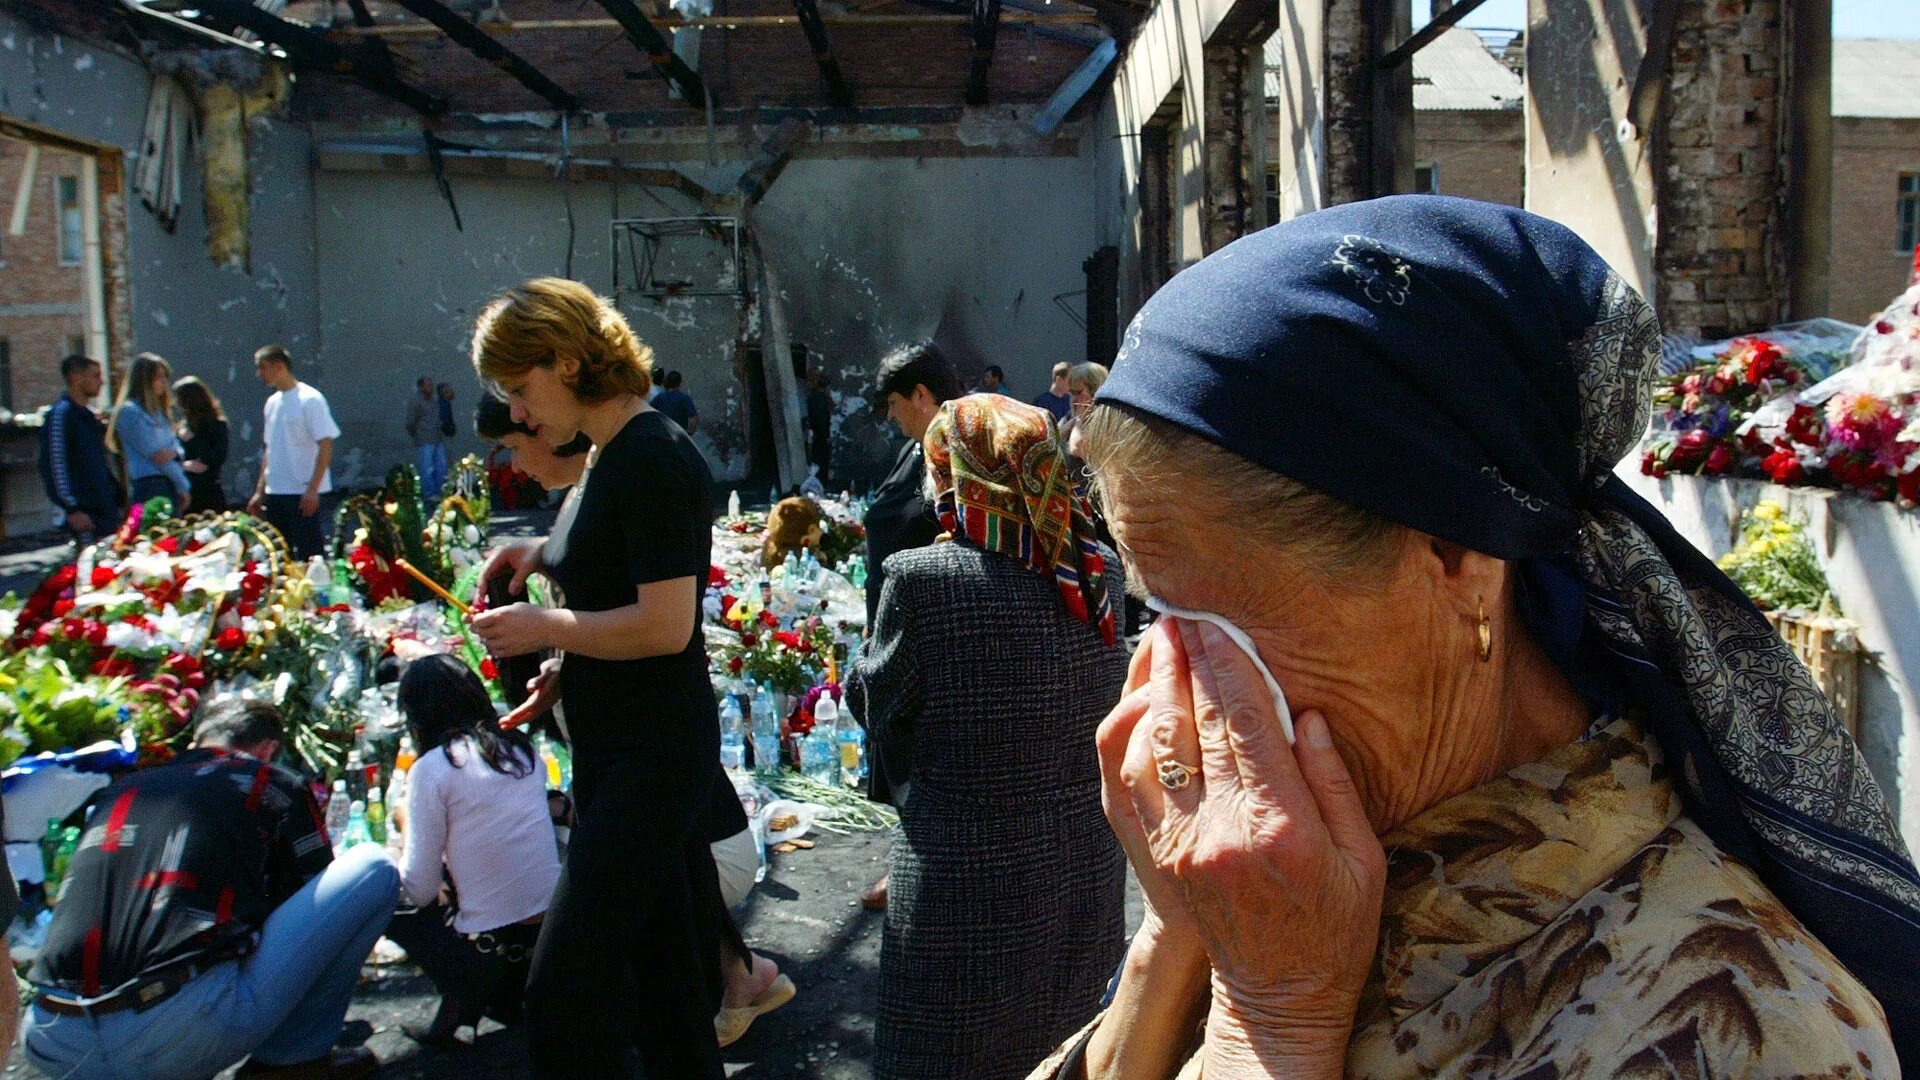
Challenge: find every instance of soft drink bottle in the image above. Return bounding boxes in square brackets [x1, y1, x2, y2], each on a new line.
[365, 787, 387, 845]
[324, 779, 351, 851]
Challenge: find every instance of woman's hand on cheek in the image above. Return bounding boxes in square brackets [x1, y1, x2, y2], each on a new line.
[1099, 629, 1199, 946]
[1126, 618, 1385, 1077]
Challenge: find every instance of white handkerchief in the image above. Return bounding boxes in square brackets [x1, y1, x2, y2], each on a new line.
[1145, 597, 1295, 744]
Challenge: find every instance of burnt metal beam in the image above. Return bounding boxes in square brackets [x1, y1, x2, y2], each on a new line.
[190, 0, 447, 114]
[593, 0, 709, 107]
[965, 0, 1002, 105]
[899, 0, 1101, 48]
[793, 0, 855, 109]
[1378, 0, 1486, 69]
[1627, 0, 1683, 132]
[387, 0, 581, 111]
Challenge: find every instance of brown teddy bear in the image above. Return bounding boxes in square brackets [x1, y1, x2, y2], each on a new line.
[763, 496, 826, 569]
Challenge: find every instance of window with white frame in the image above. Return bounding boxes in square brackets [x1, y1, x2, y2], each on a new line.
[57, 176, 83, 264]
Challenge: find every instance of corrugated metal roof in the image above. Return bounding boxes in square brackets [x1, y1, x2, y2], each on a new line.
[1833, 40, 1920, 119]
[1264, 25, 1521, 111]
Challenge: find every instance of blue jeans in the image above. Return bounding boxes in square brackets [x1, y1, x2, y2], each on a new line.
[23, 846, 398, 1080]
[417, 443, 448, 500]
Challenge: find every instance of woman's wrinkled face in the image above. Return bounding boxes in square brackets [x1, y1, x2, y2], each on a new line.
[497, 361, 585, 447]
[1100, 472, 1504, 833]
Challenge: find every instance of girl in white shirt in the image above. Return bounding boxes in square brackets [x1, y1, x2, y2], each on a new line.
[386, 654, 561, 1048]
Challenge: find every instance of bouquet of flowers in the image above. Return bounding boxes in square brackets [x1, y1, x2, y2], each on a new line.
[1717, 501, 1835, 613]
[1643, 337, 1808, 478]
[716, 616, 834, 695]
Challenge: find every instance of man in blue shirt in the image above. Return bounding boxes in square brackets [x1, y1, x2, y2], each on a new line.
[652, 370, 699, 434]
[38, 355, 122, 542]
[1030, 362, 1072, 422]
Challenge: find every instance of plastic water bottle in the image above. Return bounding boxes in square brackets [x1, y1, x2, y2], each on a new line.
[344, 750, 366, 802]
[719, 696, 747, 774]
[751, 684, 782, 773]
[324, 779, 351, 850]
[826, 695, 863, 788]
[768, 486, 779, 507]
[342, 800, 374, 850]
[803, 729, 837, 784]
[728, 489, 742, 518]
[802, 550, 820, 584]
[365, 787, 387, 845]
[783, 550, 800, 582]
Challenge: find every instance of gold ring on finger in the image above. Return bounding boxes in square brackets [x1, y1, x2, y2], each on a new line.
[1157, 760, 1196, 791]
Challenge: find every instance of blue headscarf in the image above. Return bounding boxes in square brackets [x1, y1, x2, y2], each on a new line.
[1103, 196, 1920, 1063]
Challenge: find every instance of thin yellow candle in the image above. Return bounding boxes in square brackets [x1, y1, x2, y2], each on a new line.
[394, 558, 472, 616]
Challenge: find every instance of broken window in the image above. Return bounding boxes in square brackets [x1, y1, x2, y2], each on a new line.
[1140, 92, 1181, 297]
[57, 176, 83, 264]
[1415, 162, 1438, 194]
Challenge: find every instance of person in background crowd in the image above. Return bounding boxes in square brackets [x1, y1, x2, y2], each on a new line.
[805, 368, 835, 486]
[106, 352, 191, 515]
[1030, 362, 1073, 422]
[38, 354, 122, 543]
[851, 394, 1127, 1080]
[23, 698, 398, 1080]
[1060, 362, 1109, 455]
[652, 370, 700, 435]
[472, 392, 794, 1048]
[976, 364, 1009, 396]
[385, 654, 560, 1049]
[407, 377, 448, 497]
[469, 278, 732, 1080]
[248, 345, 341, 561]
[175, 375, 231, 513]
[1029, 198, 1914, 1079]
[437, 383, 459, 462]
[851, 341, 962, 913]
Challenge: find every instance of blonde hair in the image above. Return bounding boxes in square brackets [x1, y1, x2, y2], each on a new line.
[106, 352, 176, 456]
[1068, 362, 1109, 395]
[1078, 403, 1400, 581]
[470, 278, 654, 402]
[1051, 362, 1072, 380]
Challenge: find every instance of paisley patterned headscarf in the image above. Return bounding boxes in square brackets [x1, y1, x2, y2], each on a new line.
[1099, 196, 1920, 1066]
[924, 395, 1117, 647]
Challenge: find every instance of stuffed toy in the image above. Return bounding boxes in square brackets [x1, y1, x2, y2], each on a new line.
[763, 496, 825, 569]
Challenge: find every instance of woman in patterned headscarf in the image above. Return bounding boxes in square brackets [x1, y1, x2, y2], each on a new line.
[1030, 197, 1915, 1080]
[849, 394, 1128, 1080]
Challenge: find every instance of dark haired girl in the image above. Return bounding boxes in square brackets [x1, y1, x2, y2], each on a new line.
[174, 376, 230, 513]
[385, 654, 560, 1048]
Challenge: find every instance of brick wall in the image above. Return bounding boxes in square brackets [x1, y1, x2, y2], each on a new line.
[0, 140, 89, 413]
[1655, 0, 1787, 340]
[1416, 109, 1523, 207]
[1830, 116, 1920, 325]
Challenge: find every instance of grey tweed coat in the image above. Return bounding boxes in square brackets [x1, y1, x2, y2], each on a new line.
[849, 541, 1129, 1080]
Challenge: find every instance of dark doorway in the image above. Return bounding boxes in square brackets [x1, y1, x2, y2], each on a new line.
[736, 342, 780, 494]
[1084, 246, 1119, 365]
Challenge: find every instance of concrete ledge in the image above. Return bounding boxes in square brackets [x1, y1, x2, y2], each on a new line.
[1620, 467, 1920, 852]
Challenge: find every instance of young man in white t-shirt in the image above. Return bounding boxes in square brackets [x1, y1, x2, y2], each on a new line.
[246, 345, 341, 560]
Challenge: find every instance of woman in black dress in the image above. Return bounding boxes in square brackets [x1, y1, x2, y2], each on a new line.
[469, 277, 729, 1080]
[172, 376, 229, 512]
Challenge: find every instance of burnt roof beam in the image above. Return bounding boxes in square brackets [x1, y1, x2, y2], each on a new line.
[190, 0, 447, 114]
[592, 0, 710, 107]
[387, 0, 582, 111]
[1378, 0, 1487, 69]
[793, 0, 855, 109]
[965, 0, 1002, 105]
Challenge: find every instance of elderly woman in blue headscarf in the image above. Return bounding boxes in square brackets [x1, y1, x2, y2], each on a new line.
[1030, 199, 1917, 1080]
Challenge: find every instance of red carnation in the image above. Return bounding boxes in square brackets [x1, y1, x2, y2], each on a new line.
[156, 536, 180, 555]
[81, 621, 109, 647]
[166, 652, 201, 676]
[480, 658, 499, 680]
[49, 565, 78, 590]
[1703, 445, 1735, 476]
[741, 631, 758, 648]
[215, 626, 247, 652]
[51, 598, 76, 618]
[30, 625, 53, 647]
[90, 566, 118, 589]
[774, 631, 801, 650]
[1762, 448, 1805, 485]
[728, 656, 745, 675]
[758, 610, 778, 629]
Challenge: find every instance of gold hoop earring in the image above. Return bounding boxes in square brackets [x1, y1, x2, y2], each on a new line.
[1477, 597, 1493, 663]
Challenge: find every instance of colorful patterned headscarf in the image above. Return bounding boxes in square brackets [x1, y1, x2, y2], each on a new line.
[923, 395, 1117, 647]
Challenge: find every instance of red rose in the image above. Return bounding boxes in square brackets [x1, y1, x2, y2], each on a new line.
[480, 658, 499, 680]
[49, 565, 77, 590]
[240, 573, 269, 603]
[1640, 451, 1659, 476]
[1762, 448, 1805, 485]
[1668, 429, 1713, 471]
[237, 602, 257, 618]
[758, 610, 778, 629]
[740, 632, 759, 648]
[166, 652, 201, 675]
[51, 598, 76, 618]
[81, 621, 109, 646]
[156, 536, 180, 555]
[215, 626, 247, 651]
[243, 560, 259, 574]
[90, 566, 118, 589]
[1703, 445, 1735, 476]
[1876, 319, 1894, 334]
[728, 656, 745, 675]
[1786, 404, 1824, 447]
[30, 625, 53, 647]
[774, 631, 801, 650]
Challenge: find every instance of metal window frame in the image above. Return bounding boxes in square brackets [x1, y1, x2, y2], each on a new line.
[56, 174, 83, 265]
[609, 215, 748, 301]
[1898, 172, 1920, 254]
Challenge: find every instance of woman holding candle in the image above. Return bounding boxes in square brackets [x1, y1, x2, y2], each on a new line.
[468, 277, 731, 1079]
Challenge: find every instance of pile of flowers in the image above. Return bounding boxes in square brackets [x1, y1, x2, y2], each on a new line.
[1717, 501, 1836, 613]
[716, 615, 835, 695]
[1641, 324, 1920, 505]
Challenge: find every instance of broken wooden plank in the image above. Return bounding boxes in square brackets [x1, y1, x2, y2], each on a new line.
[190, 0, 448, 115]
[593, 0, 709, 106]
[1377, 0, 1488, 70]
[965, 0, 1003, 105]
[793, 0, 855, 109]
[388, 0, 581, 111]
[1031, 35, 1115, 135]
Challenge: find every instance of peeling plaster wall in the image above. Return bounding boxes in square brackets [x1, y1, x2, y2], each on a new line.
[310, 152, 1097, 490]
[0, 8, 322, 505]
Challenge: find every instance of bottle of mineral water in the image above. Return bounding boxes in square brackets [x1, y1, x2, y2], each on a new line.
[719, 696, 747, 775]
[751, 683, 782, 773]
[325, 779, 351, 852]
[825, 695, 863, 788]
[342, 800, 374, 849]
[728, 489, 742, 519]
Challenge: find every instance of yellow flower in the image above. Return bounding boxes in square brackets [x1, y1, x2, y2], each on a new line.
[1753, 501, 1782, 522]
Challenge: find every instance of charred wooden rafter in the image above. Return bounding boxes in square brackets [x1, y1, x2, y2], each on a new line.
[388, 0, 581, 111]
[792, 0, 854, 109]
[190, 0, 447, 114]
[593, 0, 709, 106]
[965, 0, 1002, 105]
[1378, 0, 1487, 69]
